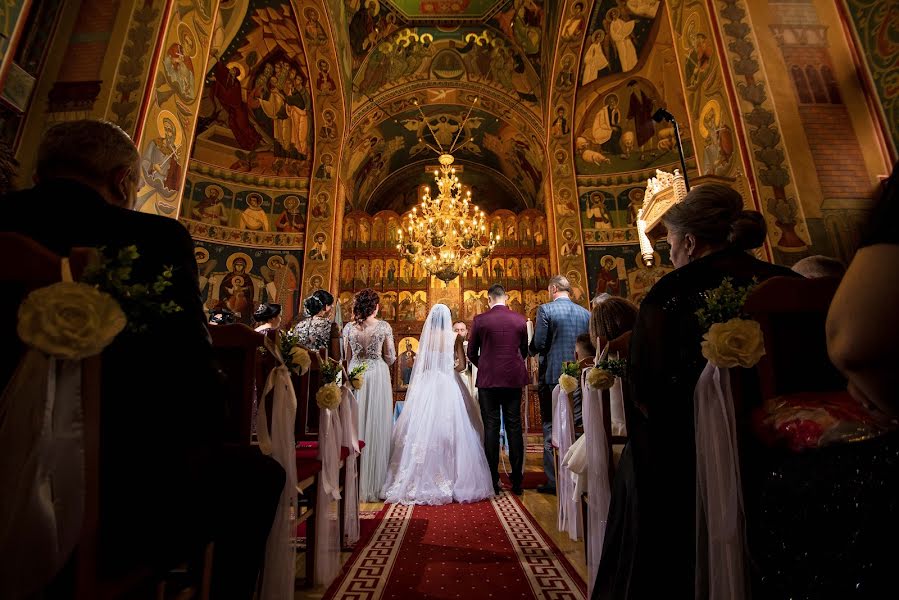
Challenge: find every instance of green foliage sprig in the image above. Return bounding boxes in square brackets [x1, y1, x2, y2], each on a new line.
[596, 357, 627, 379]
[80, 245, 182, 333]
[320, 357, 342, 385]
[279, 327, 301, 358]
[695, 277, 757, 331]
[561, 360, 581, 378]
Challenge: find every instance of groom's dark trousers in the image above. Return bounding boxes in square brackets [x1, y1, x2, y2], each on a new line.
[467, 304, 530, 490]
[478, 388, 524, 488]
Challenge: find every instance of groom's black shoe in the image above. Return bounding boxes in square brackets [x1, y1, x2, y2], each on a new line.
[537, 484, 556, 495]
[493, 484, 502, 495]
[512, 484, 523, 496]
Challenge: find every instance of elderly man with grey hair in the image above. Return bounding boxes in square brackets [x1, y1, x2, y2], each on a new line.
[529, 274, 591, 493]
[0, 120, 283, 599]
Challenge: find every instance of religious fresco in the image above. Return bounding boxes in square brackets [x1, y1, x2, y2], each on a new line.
[841, 0, 899, 159]
[351, 25, 542, 109]
[134, 1, 216, 217]
[573, 6, 694, 181]
[578, 185, 645, 245]
[347, 103, 544, 207]
[179, 176, 308, 247]
[192, 0, 314, 178]
[193, 240, 303, 325]
[385, 0, 504, 18]
[364, 163, 528, 214]
[584, 241, 672, 306]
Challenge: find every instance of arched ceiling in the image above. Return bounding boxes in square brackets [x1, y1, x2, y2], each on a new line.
[328, 0, 561, 213]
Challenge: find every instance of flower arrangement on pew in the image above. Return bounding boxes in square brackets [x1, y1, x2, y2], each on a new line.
[347, 363, 367, 391]
[586, 357, 627, 391]
[317, 357, 343, 410]
[18, 245, 180, 359]
[696, 277, 765, 368]
[559, 361, 581, 394]
[278, 329, 311, 375]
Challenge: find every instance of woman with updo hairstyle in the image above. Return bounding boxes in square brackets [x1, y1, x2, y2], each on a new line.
[589, 296, 638, 350]
[293, 289, 340, 358]
[595, 184, 797, 599]
[252, 303, 282, 333]
[342, 288, 396, 501]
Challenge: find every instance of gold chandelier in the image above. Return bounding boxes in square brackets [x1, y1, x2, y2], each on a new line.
[396, 99, 499, 284]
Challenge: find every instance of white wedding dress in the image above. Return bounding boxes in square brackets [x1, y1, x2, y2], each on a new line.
[381, 305, 494, 505]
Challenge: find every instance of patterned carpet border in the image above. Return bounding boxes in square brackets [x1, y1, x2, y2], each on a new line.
[322, 503, 413, 599]
[491, 492, 587, 599]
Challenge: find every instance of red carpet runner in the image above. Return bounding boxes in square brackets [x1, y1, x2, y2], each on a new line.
[324, 493, 586, 599]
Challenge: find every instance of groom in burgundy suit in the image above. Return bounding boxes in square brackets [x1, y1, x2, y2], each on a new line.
[467, 284, 528, 496]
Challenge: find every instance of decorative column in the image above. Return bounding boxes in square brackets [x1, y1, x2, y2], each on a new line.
[545, 0, 595, 308]
[297, 0, 347, 299]
[712, 0, 812, 262]
[133, 0, 219, 218]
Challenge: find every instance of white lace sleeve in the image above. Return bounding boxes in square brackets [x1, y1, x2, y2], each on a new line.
[342, 322, 353, 363]
[382, 321, 397, 366]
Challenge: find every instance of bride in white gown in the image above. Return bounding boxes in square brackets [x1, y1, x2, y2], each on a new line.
[381, 304, 494, 505]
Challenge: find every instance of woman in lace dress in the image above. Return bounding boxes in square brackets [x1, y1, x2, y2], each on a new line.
[293, 290, 340, 358]
[343, 289, 396, 501]
[382, 304, 493, 505]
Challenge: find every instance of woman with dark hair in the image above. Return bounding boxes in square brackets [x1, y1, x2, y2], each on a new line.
[342, 288, 396, 501]
[594, 184, 795, 599]
[293, 289, 340, 358]
[589, 295, 638, 349]
[252, 303, 282, 332]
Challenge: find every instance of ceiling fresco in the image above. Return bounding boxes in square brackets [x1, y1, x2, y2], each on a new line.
[192, 0, 314, 178]
[384, 0, 505, 19]
[346, 102, 544, 209]
[365, 160, 529, 214]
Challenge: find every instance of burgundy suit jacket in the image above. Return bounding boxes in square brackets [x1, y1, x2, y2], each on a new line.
[467, 305, 529, 388]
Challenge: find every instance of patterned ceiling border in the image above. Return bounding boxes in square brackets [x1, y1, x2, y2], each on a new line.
[544, 0, 593, 307]
[189, 159, 311, 189]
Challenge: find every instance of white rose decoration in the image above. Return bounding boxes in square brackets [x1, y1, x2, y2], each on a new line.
[349, 374, 364, 390]
[288, 346, 311, 375]
[316, 382, 342, 410]
[18, 281, 126, 360]
[586, 367, 616, 390]
[701, 318, 766, 368]
[558, 373, 578, 394]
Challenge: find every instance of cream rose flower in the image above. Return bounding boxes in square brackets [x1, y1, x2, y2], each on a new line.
[316, 382, 342, 410]
[18, 281, 126, 360]
[559, 373, 578, 394]
[586, 367, 616, 390]
[701, 317, 765, 368]
[349, 374, 364, 390]
[288, 346, 311, 375]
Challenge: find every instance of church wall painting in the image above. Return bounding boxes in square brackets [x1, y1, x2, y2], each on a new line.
[584, 242, 672, 306]
[191, 0, 314, 178]
[180, 175, 308, 247]
[135, 1, 220, 218]
[193, 240, 303, 325]
[839, 0, 899, 161]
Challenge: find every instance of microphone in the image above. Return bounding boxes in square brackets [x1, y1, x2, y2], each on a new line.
[651, 107, 690, 190]
[652, 108, 675, 123]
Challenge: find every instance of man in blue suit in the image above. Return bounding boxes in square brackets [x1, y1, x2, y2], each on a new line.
[529, 275, 591, 493]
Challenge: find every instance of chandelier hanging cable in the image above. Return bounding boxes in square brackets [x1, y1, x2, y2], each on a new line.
[396, 97, 499, 284]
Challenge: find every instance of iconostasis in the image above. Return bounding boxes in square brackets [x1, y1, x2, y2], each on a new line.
[339, 207, 550, 392]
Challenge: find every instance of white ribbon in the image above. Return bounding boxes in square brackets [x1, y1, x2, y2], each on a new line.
[580, 369, 614, 597]
[257, 336, 298, 600]
[339, 384, 360, 545]
[0, 257, 85, 598]
[694, 362, 748, 600]
[552, 384, 582, 541]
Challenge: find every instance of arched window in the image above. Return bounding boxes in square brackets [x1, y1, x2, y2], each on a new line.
[820, 65, 843, 104]
[790, 65, 813, 104]
[806, 65, 830, 103]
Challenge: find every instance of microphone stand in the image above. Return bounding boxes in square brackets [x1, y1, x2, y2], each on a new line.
[672, 118, 690, 191]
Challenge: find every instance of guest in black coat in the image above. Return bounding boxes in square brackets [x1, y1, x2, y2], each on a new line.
[595, 184, 795, 599]
[0, 120, 283, 598]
